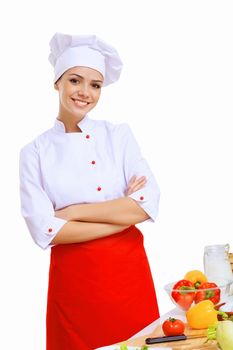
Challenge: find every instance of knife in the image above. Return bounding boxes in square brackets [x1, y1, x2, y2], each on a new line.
[145, 333, 206, 344]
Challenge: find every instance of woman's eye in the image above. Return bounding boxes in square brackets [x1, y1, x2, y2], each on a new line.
[70, 78, 79, 84]
[92, 83, 101, 89]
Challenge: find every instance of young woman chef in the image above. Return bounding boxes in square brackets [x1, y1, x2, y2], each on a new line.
[19, 32, 160, 350]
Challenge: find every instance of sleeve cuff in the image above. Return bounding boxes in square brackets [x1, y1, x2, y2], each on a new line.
[128, 188, 159, 222]
[42, 216, 67, 249]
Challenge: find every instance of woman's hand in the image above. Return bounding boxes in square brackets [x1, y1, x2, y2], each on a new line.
[55, 205, 76, 221]
[125, 175, 147, 196]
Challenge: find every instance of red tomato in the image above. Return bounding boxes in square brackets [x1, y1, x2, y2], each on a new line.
[162, 317, 185, 336]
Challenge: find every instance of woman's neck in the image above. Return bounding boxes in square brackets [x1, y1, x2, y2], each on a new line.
[57, 113, 84, 133]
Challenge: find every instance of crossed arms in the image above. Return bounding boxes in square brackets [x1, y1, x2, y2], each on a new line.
[51, 176, 148, 245]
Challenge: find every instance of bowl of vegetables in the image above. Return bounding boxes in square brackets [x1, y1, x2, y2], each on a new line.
[164, 269, 233, 311]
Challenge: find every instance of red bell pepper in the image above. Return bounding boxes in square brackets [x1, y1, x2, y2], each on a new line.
[194, 282, 221, 305]
[171, 279, 195, 310]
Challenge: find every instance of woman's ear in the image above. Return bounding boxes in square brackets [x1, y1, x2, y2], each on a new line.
[54, 82, 59, 91]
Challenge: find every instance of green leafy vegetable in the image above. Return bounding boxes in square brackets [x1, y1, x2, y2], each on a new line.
[207, 323, 218, 340]
[119, 343, 148, 350]
[120, 344, 128, 350]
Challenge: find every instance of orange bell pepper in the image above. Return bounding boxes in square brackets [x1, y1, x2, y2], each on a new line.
[184, 270, 208, 289]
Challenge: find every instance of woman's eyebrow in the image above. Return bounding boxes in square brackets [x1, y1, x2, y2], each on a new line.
[68, 73, 103, 83]
[92, 79, 103, 83]
[69, 73, 83, 79]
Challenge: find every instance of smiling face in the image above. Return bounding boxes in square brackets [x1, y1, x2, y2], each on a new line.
[55, 66, 104, 130]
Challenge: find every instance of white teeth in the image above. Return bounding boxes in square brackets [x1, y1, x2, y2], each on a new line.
[73, 99, 88, 107]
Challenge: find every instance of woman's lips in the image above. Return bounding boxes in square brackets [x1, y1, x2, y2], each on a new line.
[72, 98, 89, 107]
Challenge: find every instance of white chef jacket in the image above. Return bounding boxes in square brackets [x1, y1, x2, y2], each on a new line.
[19, 116, 160, 249]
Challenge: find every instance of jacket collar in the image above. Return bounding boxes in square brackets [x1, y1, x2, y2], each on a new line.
[54, 115, 94, 133]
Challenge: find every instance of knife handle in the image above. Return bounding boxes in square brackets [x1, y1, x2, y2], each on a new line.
[145, 334, 187, 344]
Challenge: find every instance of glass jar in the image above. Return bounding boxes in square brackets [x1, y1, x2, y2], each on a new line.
[204, 244, 233, 285]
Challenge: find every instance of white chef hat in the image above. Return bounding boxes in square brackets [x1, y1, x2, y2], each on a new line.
[48, 32, 123, 86]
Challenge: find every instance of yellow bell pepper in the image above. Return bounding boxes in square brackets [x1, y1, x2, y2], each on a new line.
[184, 270, 208, 288]
[186, 300, 218, 329]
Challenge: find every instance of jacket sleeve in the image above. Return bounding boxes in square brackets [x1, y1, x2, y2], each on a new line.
[19, 141, 67, 249]
[120, 124, 160, 222]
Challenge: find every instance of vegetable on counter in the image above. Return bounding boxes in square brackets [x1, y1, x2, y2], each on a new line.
[186, 300, 218, 329]
[215, 302, 233, 321]
[195, 282, 221, 305]
[207, 320, 233, 350]
[171, 279, 195, 310]
[219, 300, 233, 312]
[184, 270, 208, 289]
[119, 343, 148, 350]
[162, 317, 185, 336]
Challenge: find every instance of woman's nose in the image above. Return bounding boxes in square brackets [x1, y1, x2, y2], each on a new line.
[77, 85, 90, 98]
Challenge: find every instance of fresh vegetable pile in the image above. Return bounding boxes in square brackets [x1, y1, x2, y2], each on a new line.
[171, 269, 221, 310]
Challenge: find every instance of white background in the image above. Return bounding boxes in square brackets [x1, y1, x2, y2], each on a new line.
[1, 0, 233, 349]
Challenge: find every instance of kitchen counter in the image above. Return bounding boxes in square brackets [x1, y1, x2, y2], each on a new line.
[124, 308, 219, 349]
[96, 304, 232, 349]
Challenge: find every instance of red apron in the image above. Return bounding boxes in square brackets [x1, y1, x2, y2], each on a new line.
[46, 225, 159, 350]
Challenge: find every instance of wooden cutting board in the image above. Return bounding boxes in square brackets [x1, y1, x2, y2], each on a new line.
[125, 323, 218, 349]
